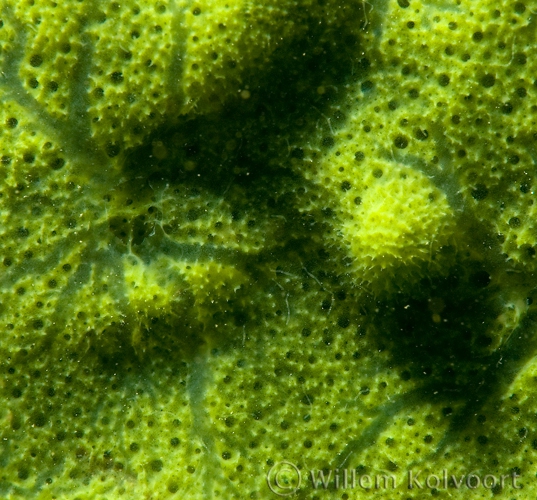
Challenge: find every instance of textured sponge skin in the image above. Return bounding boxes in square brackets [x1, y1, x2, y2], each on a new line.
[1, 0, 537, 499]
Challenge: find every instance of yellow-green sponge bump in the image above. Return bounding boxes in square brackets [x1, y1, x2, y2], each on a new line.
[300, 150, 456, 294]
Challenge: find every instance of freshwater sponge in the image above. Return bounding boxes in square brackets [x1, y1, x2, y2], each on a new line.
[1, 0, 537, 498]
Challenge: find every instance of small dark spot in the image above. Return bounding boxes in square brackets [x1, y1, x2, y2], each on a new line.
[373, 168, 383, 178]
[509, 217, 521, 228]
[354, 151, 365, 161]
[514, 2, 526, 13]
[130, 443, 139, 452]
[150, 459, 163, 472]
[514, 53, 527, 65]
[354, 196, 362, 205]
[51, 158, 65, 170]
[23, 153, 35, 163]
[481, 74, 495, 88]
[509, 154, 519, 164]
[471, 184, 488, 200]
[472, 31, 483, 42]
[192, 7, 201, 15]
[6, 117, 18, 128]
[394, 135, 408, 149]
[337, 316, 350, 328]
[32, 413, 46, 427]
[501, 102, 513, 114]
[407, 21, 415, 28]
[397, 0, 409, 7]
[18, 469, 29, 480]
[414, 129, 428, 141]
[477, 435, 488, 445]
[110, 71, 124, 83]
[516, 87, 527, 98]
[361, 80, 373, 92]
[408, 88, 419, 99]
[438, 74, 450, 86]
[322, 137, 335, 148]
[341, 181, 351, 191]
[106, 142, 120, 158]
[301, 394, 314, 405]
[30, 54, 43, 67]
